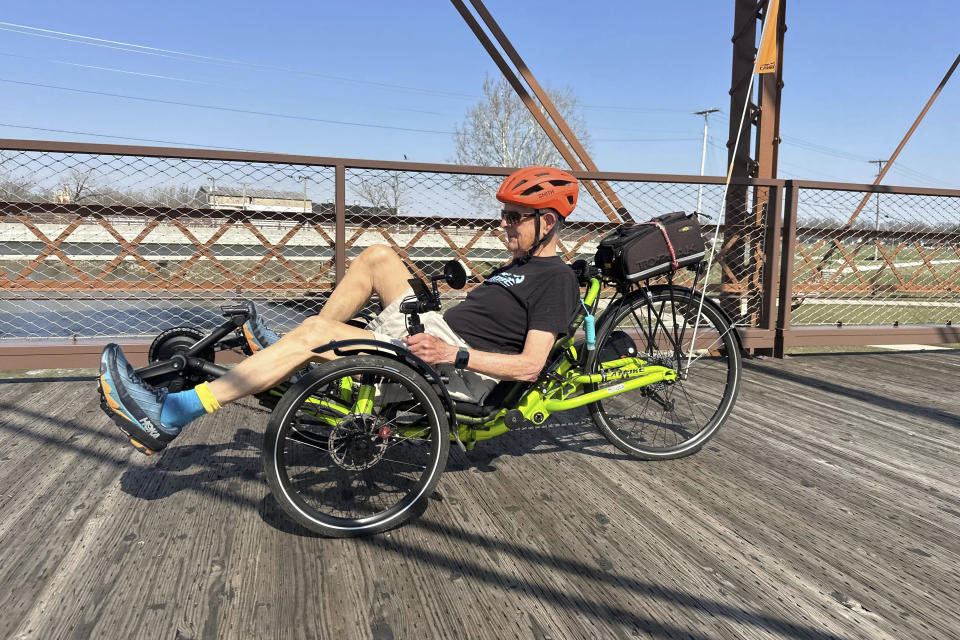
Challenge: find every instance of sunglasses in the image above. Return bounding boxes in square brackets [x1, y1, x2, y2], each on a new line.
[500, 209, 536, 225]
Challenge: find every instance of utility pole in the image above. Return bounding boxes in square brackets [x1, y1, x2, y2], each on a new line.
[694, 108, 719, 212]
[869, 160, 886, 259]
[292, 173, 309, 215]
[300, 175, 309, 215]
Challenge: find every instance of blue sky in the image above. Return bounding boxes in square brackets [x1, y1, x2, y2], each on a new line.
[0, 1, 957, 187]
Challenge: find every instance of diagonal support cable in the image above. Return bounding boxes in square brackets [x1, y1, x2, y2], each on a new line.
[687, 0, 782, 371]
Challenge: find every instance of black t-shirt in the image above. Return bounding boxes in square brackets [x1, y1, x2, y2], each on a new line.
[443, 256, 580, 354]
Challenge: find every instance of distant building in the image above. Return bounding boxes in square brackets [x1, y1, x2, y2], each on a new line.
[196, 185, 311, 214]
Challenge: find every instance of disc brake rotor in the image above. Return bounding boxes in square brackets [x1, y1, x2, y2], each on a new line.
[328, 414, 388, 471]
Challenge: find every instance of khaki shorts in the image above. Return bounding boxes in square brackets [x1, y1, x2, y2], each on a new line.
[367, 288, 499, 403]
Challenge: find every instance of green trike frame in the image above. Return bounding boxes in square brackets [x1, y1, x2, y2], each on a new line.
[261, 267, 743, 537]
[298, 279, 674, 446]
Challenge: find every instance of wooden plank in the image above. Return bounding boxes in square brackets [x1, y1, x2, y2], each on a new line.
[0, 352, 958, 638]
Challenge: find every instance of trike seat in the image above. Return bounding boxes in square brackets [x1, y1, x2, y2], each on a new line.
[451, 379, 531, 418]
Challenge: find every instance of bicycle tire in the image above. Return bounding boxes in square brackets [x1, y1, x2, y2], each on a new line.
[263, 355, 449, 537]
[586, 287, 741, 460]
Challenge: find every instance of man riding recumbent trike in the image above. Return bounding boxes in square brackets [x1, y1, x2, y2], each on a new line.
[98, 167, 742, 537]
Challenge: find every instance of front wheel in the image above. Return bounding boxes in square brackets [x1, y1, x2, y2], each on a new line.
[587, 287, 741, 460]
[263, 355, 449, 537]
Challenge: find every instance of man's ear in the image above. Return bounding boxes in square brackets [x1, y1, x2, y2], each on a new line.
[542, 210, 558, 234]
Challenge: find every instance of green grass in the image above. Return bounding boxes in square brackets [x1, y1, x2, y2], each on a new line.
[790, 303, 957, 326]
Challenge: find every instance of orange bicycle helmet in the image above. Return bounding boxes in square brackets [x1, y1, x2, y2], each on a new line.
[496, 166, 579, 217]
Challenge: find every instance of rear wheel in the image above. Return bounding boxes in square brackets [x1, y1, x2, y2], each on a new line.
[263, 355, 449, 537]
[587, 287, 741, 460]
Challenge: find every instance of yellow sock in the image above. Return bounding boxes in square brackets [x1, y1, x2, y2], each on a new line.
[194, 382, 222, 413]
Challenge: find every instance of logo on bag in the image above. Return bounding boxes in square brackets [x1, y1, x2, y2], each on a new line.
[487, 272, 525, 287]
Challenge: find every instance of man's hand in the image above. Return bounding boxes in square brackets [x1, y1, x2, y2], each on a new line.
[403, 333, 457, 366]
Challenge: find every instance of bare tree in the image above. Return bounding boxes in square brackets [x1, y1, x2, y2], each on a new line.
[0, 170, 37, 202]
[354, 171, 402, 214]
[60, 168, 103, 204]
[145, 184, 197, 208]
[454, 74, 590, 171]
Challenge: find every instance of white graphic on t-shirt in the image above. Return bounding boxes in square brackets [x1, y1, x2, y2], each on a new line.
[486, 272, 525, 287]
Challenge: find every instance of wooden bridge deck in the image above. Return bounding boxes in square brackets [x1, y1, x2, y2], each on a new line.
[0, 350, 958, 640]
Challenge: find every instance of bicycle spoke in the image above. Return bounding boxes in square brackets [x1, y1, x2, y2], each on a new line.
[589, 287, 740, 459]
[379, 457, 428, 470]
[264, 354, 449, 536]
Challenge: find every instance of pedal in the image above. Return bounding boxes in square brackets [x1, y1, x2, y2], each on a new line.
[220, 303, 249, 317]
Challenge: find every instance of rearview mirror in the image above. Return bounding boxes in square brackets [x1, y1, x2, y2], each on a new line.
[443, 260, 467, 289]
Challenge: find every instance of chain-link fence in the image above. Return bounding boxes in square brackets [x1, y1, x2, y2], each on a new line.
[0, 143, 776, 347]
[2, 140, 956, 358]
[1, 147, 338, 339]
[342, 168, 776, 333]
[788, 184, 960, 328]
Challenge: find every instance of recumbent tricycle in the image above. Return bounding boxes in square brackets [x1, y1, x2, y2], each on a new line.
[133, 218, 743, 537]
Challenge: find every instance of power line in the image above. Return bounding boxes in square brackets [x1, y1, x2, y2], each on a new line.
[579, 104, 696, 114]
[781, 136, 870, 162]
[0, 25, 204, 64]
[0, 50, 449, 117]
[781, 136, 951, 186]
[0, 78, 455, 135]
[0, 21, 477, 100]
[592, 136, 699, 143]
[0, 50, 208, 84]
[0, 121, 261, 151]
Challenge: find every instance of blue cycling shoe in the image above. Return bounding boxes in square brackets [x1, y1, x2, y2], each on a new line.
[99, 344, 179, 455]
[242, 300, 280, 353]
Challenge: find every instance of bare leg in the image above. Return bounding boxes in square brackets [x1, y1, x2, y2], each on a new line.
[318, 244, 414, 321]
[207, 245, 413, 405]
[208, 316, 373, 405]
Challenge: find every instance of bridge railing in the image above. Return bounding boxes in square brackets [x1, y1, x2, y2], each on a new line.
[777, 180, 960, 354]
[0, 138, 957, 366]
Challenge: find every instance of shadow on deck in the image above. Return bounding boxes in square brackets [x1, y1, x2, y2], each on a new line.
[0, 350, 957, 639]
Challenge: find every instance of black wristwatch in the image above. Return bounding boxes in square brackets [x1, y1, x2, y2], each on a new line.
[454, 347, 470, 369]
